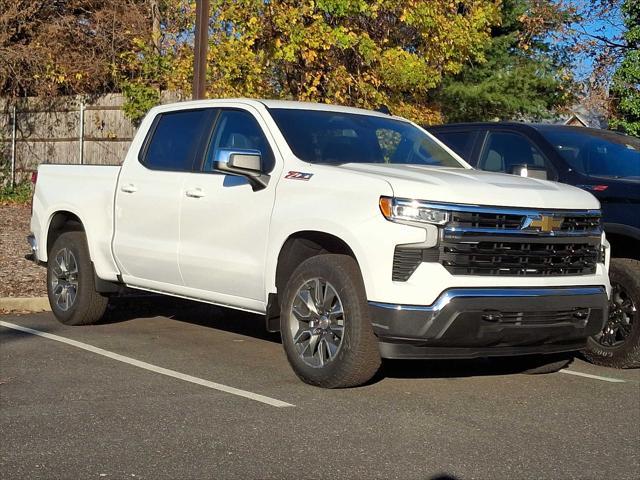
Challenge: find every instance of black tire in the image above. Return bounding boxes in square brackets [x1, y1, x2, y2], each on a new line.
[582, 258, 640, 369]
[47, 231, 109, 326]
[280, 254, 381, 388]
[515, 354, 574, 374]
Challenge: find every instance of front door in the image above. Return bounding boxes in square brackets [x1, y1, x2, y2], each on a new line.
[178, 106, 280, 307]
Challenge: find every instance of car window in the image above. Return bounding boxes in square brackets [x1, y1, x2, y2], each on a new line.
[479, 131, 551, 175]
[269, 108, 465, 168]
[204, 109, 275, 173]
[432, 130, 477, 161]
[143, 109, 213, 171]
[538, 129, 640, 178]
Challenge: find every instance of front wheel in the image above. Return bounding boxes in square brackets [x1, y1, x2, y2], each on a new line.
[47, 231, 109, 326]
[582, 258, 640, 369]
[280, 254, 381, 388]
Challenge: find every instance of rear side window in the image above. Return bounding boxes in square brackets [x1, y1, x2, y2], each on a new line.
[142, 109, 213, 171]
[432, 130, 477, 161]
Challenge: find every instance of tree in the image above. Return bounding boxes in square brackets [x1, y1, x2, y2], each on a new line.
[609, 0, 640, 136]
[434, 0, 575, 123]
[123, 0, 502, 124]
[0, 0, 152, 97]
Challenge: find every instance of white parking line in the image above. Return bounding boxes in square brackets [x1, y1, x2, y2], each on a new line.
[560, 369, 626, 383]
[0, 321, 295, 408]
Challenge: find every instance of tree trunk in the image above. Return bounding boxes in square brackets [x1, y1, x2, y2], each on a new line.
[150, 0, 161, 52]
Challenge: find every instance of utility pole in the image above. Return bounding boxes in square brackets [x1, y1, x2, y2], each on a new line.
[192, 0, 210, 100]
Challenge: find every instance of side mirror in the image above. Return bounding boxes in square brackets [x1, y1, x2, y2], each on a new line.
[510, 164, 548, 181]
[214, 149, 269, 190]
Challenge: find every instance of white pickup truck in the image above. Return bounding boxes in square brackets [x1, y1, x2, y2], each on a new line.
[29, 99, 611, 387]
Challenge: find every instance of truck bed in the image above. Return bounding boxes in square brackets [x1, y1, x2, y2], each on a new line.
[30, 164, 122, 281]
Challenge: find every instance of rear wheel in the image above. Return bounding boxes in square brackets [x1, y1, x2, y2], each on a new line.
[280, 254, 381, 388]
[47, 231, 108, 326]
[582, 258, 640, 368]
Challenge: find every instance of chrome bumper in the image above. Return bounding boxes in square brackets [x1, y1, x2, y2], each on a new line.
[369, 286, 608, 359]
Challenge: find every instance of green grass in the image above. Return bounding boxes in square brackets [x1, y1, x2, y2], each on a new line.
[0, 182, 33, 204]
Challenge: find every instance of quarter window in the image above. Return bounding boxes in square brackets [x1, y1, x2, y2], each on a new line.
[142, 109, 213, 171]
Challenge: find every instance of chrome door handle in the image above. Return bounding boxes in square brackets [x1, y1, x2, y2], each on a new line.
[185, 188, 205, 198]
[120, 184, 137, 193]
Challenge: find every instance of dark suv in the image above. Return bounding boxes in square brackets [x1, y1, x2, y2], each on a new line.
[428, 123, 639, 369]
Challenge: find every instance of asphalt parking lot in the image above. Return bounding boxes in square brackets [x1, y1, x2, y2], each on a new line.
[1, 296, 639, 480]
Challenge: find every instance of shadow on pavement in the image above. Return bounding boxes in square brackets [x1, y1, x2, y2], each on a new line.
[1, 293, 561, 382]
[101, 294, 281, 343]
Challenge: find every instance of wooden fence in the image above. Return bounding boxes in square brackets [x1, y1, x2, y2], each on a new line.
[0, 92, 182, 186]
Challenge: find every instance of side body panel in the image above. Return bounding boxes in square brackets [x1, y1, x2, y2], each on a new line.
[30, 165, 121, 281]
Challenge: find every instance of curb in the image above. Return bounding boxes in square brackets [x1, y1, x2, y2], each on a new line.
[0, 297, 50, 313]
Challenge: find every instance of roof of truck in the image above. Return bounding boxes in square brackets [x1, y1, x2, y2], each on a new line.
[153, 98, 403, 120]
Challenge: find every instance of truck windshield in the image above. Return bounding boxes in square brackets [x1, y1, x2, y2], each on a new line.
[269, 108, 465, 167]
[539, 128, 640, 179]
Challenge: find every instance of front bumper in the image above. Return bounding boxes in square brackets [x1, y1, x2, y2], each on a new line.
[370, 286, 607, 359]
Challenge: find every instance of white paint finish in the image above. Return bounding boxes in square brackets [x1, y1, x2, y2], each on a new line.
[560, 369, 626, 383]
[112, 163, 186, 285]
[30, 165, 121, 281]
[30, 97, 609, 312]
[339, 163, 601, 210]
[0, 321, 294, 408]
[178, 103, 282, 302]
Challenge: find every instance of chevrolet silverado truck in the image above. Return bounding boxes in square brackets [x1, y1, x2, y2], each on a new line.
[428, 122, 639, 368]
[29, 100, 611, 388]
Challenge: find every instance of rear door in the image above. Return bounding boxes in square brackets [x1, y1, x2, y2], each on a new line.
[113, 108, 215, 287]
[178, 106, 280, 307]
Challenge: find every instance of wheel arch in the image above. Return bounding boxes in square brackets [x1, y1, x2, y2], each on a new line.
[46, 210, 86, 257]
[605, 225, 640, 261]
[265, 230, 363, 332]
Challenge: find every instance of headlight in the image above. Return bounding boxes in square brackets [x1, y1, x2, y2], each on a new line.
[379, 196, 449, 226]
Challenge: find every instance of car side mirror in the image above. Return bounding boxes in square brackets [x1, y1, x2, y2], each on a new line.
[214, 149, 269, 190]
[511, 164, 548, 181]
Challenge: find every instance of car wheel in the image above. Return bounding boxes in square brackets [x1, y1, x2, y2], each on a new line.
[47, 231, 109, 326]
[280, 254, 381, 388]
[582, 258, 640, 369]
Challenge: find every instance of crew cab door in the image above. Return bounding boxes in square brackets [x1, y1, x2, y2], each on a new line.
[178, 106, 280, 308]
[113, 108, 216, 287]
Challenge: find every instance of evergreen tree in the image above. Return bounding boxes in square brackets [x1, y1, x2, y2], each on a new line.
[609, 0, 640, 136]
[434, 0, 574, 123]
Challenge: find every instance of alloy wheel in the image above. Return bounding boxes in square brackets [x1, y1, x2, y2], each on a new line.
[50, 247, 79, 312]
[596, 281, 636, 347]
[288, 278, 345, 368]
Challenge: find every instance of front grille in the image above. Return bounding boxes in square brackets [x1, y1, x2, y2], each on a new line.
[440, 240, 600, 276]
[449, 211, 523, 230]
[390, 205, 602, 281]
[448, 210, 601, 233]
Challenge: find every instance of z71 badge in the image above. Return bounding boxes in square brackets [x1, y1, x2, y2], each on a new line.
[284, 171, 314, 181]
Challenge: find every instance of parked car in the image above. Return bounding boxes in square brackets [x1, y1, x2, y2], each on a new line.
[428, 122, 639, 368]
[28, 100, 611, 387]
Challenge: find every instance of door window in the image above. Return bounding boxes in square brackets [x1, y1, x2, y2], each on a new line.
[479, 131, 553, 178]
[142, 109, 213, 171]
[432, 130, 477, 161]
[204, 110, 275, 172]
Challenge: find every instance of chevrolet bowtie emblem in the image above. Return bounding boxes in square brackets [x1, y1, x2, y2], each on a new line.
[525, 215, 564, 233]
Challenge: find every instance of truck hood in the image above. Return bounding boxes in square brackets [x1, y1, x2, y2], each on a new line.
[337, 164, 600, 210]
